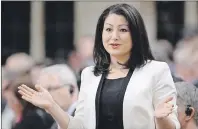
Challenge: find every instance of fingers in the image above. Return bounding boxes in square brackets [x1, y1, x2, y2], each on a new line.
[164, 105, 174, 116]
[155, 108, 173, 118]
[161, 112, 172, 117]
[165, 103, 174, 108]
[21, 84, 36, 94]
[18, 85, 35, 97]
[165, 103, 174, 112]
[155, 101, 175, 118]
[35, 84, 45, 92]
[163, 96, 173, 103]
[18, 90, 32, 98]
[21, 95, 32, 103]
[165, 109, 173, 115]
[163, 104, 173, 112]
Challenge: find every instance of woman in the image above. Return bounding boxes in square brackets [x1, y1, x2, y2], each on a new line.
[18, 4, 180, 129]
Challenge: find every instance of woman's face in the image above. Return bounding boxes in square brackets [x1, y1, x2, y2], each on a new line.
[102, 13, 132, 58]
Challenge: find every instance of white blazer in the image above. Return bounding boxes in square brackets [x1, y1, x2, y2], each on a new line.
[67, 60, 180, 129]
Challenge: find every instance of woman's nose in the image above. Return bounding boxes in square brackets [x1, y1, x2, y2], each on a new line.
[111, 30, 119, 41]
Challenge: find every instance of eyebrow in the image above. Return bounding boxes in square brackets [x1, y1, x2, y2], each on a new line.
[104, 23, 128, 27]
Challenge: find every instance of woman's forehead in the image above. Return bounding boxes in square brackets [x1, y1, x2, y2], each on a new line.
[104, 14, 128, 25]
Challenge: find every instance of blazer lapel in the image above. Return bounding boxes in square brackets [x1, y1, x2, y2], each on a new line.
[95, 72, 107, 129]
[86, 72, 103, 129]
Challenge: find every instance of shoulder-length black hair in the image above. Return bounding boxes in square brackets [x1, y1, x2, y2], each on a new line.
[93, 3, 154, 76]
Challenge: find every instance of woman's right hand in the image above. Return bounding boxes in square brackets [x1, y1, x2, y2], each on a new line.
[18, 84, 55, 111]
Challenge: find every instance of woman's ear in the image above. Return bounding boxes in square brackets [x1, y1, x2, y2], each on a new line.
[185, 107, 195, 121]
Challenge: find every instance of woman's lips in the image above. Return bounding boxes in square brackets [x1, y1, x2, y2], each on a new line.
[110, 44, 121, 49]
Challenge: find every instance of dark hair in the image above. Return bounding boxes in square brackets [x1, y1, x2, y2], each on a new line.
[93, 3, 154, 76]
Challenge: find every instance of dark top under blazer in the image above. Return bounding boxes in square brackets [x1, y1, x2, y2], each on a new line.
[96, 68, 134, 129]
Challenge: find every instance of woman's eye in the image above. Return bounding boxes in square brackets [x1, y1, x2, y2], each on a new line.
[106, 28, 112, 32]
[120, 29, 128, 32]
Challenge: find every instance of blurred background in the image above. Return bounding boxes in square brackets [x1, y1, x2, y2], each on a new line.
[1, 1, 198, 129]
[2, 1, 198, 64]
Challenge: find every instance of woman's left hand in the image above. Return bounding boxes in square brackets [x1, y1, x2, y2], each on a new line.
[154, 96, 174, 119]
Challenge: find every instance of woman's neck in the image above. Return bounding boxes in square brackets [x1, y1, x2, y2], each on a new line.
[110, 55, 129, 69]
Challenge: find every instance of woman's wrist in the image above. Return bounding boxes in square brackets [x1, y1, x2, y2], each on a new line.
[155, 116, 167, 121]
[155, 117, 175, 129]
[45, 100, 57, 113]
[45, 100, 71, 129]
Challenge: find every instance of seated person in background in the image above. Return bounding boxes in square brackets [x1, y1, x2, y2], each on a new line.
[3, 75, 54, 129]
[2, 55, 35, 129]
[4, 52, 35, 79]
[173, 34, 198, 87]
[36, 64, 79, 129]
[30, 58, 54, 85]
[175, 81, 198, 129]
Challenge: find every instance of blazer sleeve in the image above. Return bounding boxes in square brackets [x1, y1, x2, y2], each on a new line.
[67, 67, 89, 129]
[152, 62, 180, 129]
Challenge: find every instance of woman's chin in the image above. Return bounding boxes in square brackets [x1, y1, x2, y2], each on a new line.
[108, 49, 124, 55]
[109, 52, 122, 57]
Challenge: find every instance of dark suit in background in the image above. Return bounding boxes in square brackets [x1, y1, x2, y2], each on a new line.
[12, 108, 54, 129]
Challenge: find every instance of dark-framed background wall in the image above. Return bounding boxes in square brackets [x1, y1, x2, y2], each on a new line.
[2, 1, 30, 65]
[45, 1, 74, 61]
[1, 1, 74, 65]
[156, 1, 184, 47]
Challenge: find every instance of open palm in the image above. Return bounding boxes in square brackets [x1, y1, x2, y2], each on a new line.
[18, 84, 54, 110]
[154, 96, 174, 118]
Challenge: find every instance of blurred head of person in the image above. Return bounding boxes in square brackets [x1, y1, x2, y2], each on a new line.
[75, 36, 95, 67]
[3, 75, 36, 123]
[182, 27, 198, 40]
[5, 52, 35, 74]
[173, 35, 198, 84]
[30, 58, 54, 85]
[67, 50, 82, 73]
[37, 64, 78, 111]
[175, 82, 198, 129]
[2, 66, 10, 90]
[76, 36, 94, 60]
[3, 52, 35, 90]
[151, 40, 173, 64]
